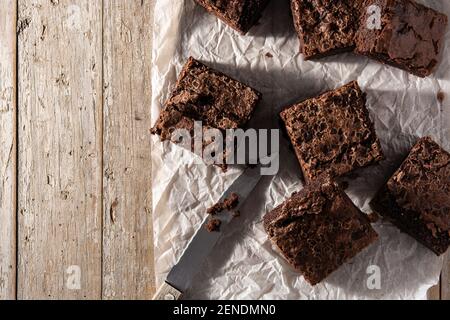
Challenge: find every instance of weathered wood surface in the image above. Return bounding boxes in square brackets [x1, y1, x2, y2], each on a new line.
[442, 253, 449, 300]
[102, 0, 155, 299]
[17, 0, 103, 299]
[0, 0, 17, 300]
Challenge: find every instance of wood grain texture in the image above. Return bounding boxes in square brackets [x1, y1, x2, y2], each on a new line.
[102, 0, 155, 299]
[442, 253, 449, 300]
[153, 282, 183, 300]
[0, 0, 17, 300]
[427, 282, 441, 300]
[17, 0, 103, 299]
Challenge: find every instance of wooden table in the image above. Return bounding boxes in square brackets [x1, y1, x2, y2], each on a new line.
[0, 0, 448, 300]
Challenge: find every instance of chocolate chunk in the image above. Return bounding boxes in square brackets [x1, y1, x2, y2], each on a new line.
[355, 0, 448, 77]
[264, 176, 378, 286]
[207, 192, 240, 215]
[206, 218, 222, 232]
[291, 0, 364, 59]
[371, 137, 450, 256]
[223, 192, 239, 210]
[280, 81, 384, 182]
[207, 203, 224, 215]
[151, 57, 261, 170]
[194, 0, 271, 34]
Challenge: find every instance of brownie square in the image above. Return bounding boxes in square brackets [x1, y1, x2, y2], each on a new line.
[264, 177, 378, 286]
[355, 0, 448, 77]
[151, 57, 261, 168]
[194, 0, 271, 34]
[291, 0, 363, 59]
[371, 137, 450, 256]
[280, 81, 384, 182]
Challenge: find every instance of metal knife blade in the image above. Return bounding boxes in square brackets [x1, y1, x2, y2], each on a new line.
[165, 165, 262, 293]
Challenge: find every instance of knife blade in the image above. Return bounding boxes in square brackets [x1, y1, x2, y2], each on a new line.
[153, 165, 262, 300]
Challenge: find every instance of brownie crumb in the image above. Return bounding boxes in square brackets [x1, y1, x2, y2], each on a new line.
[437, 91, 445, 104]
[265, 52, 273, 58]
[207, 192, 240, 215]
[206, 218, 222, 232]
[207, 203, 223, 215]
[224, 193, 239, 210]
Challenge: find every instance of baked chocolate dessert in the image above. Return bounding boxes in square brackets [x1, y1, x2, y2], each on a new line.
[151, 57, 261, 169]
[194, 0, 271, 34]
[355, 0, 448, 77]
[280, 81, 384, 182]
[371, 137, 450, 256]
[264, 177, 378, 285]
[291, 0, 363, 59]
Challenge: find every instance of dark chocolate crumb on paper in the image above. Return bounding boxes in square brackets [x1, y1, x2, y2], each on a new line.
[207, 192, 240, 215]
[224, 192, 239, 210]
[207, 203, 223, 215]
[265, 52, 273, 58]
[206, 218, 221, 232]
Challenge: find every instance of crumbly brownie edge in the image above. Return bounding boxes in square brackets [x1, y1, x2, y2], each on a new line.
[370, 137, 450, 255]
[194, 0, 270, 34]
[371, 186, 449, 255]
[355, 0, 449, 77]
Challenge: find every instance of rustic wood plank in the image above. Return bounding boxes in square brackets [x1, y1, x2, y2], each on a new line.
[17, 0, 103, 299]
[102, 0, 155, 299]
[0, 0, 17, 300]
[442, 253, 449, 300]
[427, 282, 441, 300]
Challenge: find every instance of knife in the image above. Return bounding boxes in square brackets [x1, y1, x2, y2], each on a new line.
[153, 165, 262, 300]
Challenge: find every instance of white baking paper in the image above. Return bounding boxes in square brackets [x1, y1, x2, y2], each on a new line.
[151, 0, 450, 299]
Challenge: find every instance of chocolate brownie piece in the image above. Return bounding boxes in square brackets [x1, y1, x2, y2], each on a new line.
[194, 0, 270, 34]
[151, 57, 261, 168]
[264, 177, 378, 285]
[371, 137, 450, 256]
[355, 0, 448, 77]
[291, 0, 363, 59]
[280, 81, 384, 182]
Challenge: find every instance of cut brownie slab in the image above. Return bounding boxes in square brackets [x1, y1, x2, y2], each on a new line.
[151, 57, 261, 169]
[291, 0, 363, 59]
[355, 0, 448, 77]
[280, 81, 384, 182]
[371, 137, 450, 256]
[264, 177, 378, 286]
[194, 0, 271, 34]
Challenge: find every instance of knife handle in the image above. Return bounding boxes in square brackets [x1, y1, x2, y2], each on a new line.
[153, 282, 183, 300]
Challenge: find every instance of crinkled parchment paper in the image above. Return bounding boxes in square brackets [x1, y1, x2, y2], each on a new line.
[151, 0, 450, 299]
